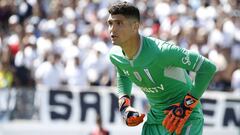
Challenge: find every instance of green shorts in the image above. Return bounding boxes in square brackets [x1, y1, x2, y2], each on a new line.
[141, 118, 204, 135]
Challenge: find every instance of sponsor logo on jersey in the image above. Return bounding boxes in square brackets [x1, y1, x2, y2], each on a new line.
[144, 68, 155, 84]
[182, 50, 191, 65]
[140, 85, 165, 93]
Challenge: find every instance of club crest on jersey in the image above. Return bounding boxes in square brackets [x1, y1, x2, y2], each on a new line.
[134, 72, 142, 81]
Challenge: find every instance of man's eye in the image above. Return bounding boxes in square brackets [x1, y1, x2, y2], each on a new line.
[108, 22, 112, 25]
[117, 21, 122, 25]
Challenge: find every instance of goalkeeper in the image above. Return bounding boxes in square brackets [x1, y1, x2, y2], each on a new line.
[107, 1, 217, 135]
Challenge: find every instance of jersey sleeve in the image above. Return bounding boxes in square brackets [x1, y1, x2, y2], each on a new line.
[115, 66, 133, 97]
[160, 42, 204, 72]
[160, 42, 217, 99]
[191, 58, 216, 98]
[109, 52, 133, 97]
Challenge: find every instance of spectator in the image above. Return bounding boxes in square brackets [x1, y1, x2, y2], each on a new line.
[0, 0, 239, 91]
[0, 62, 14, 88]
[35, 52, 65, 89]
[0, 0, 14, 32]
[90, 114, 110, 135]
[0, 61, 14, 121]
[64, 56, 88, 86]
[231, 62, 240, 94]
[83, 41, 112, 86]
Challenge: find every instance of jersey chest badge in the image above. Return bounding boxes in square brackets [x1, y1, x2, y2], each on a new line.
[134, 71, 142, 81]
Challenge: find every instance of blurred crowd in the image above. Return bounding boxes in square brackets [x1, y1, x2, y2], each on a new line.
[0, 0, 240, 92]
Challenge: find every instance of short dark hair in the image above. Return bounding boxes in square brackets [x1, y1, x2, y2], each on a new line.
[108, 1, 140, 22]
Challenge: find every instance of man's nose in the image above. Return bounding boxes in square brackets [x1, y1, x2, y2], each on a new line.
[109, 25, 117, 33]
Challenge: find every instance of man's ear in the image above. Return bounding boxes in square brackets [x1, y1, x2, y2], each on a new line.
[132, 21, 139, 32]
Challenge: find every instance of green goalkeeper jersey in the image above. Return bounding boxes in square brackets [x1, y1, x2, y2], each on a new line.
[109, 35, 216, 124]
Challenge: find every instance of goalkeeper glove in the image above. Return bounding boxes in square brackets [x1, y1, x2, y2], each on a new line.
[119, 95, 145, 126]
[162, 93, 198, 135]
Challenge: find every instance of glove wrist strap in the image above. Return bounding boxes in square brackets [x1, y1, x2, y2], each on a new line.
[119, 95, 131, 112]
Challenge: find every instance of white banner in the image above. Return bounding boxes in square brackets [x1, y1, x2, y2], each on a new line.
[36, 86, 240, 135]
[201, 91, 240, 135]
[0, 87, 239, 135]
[35, 86, 146, 135]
